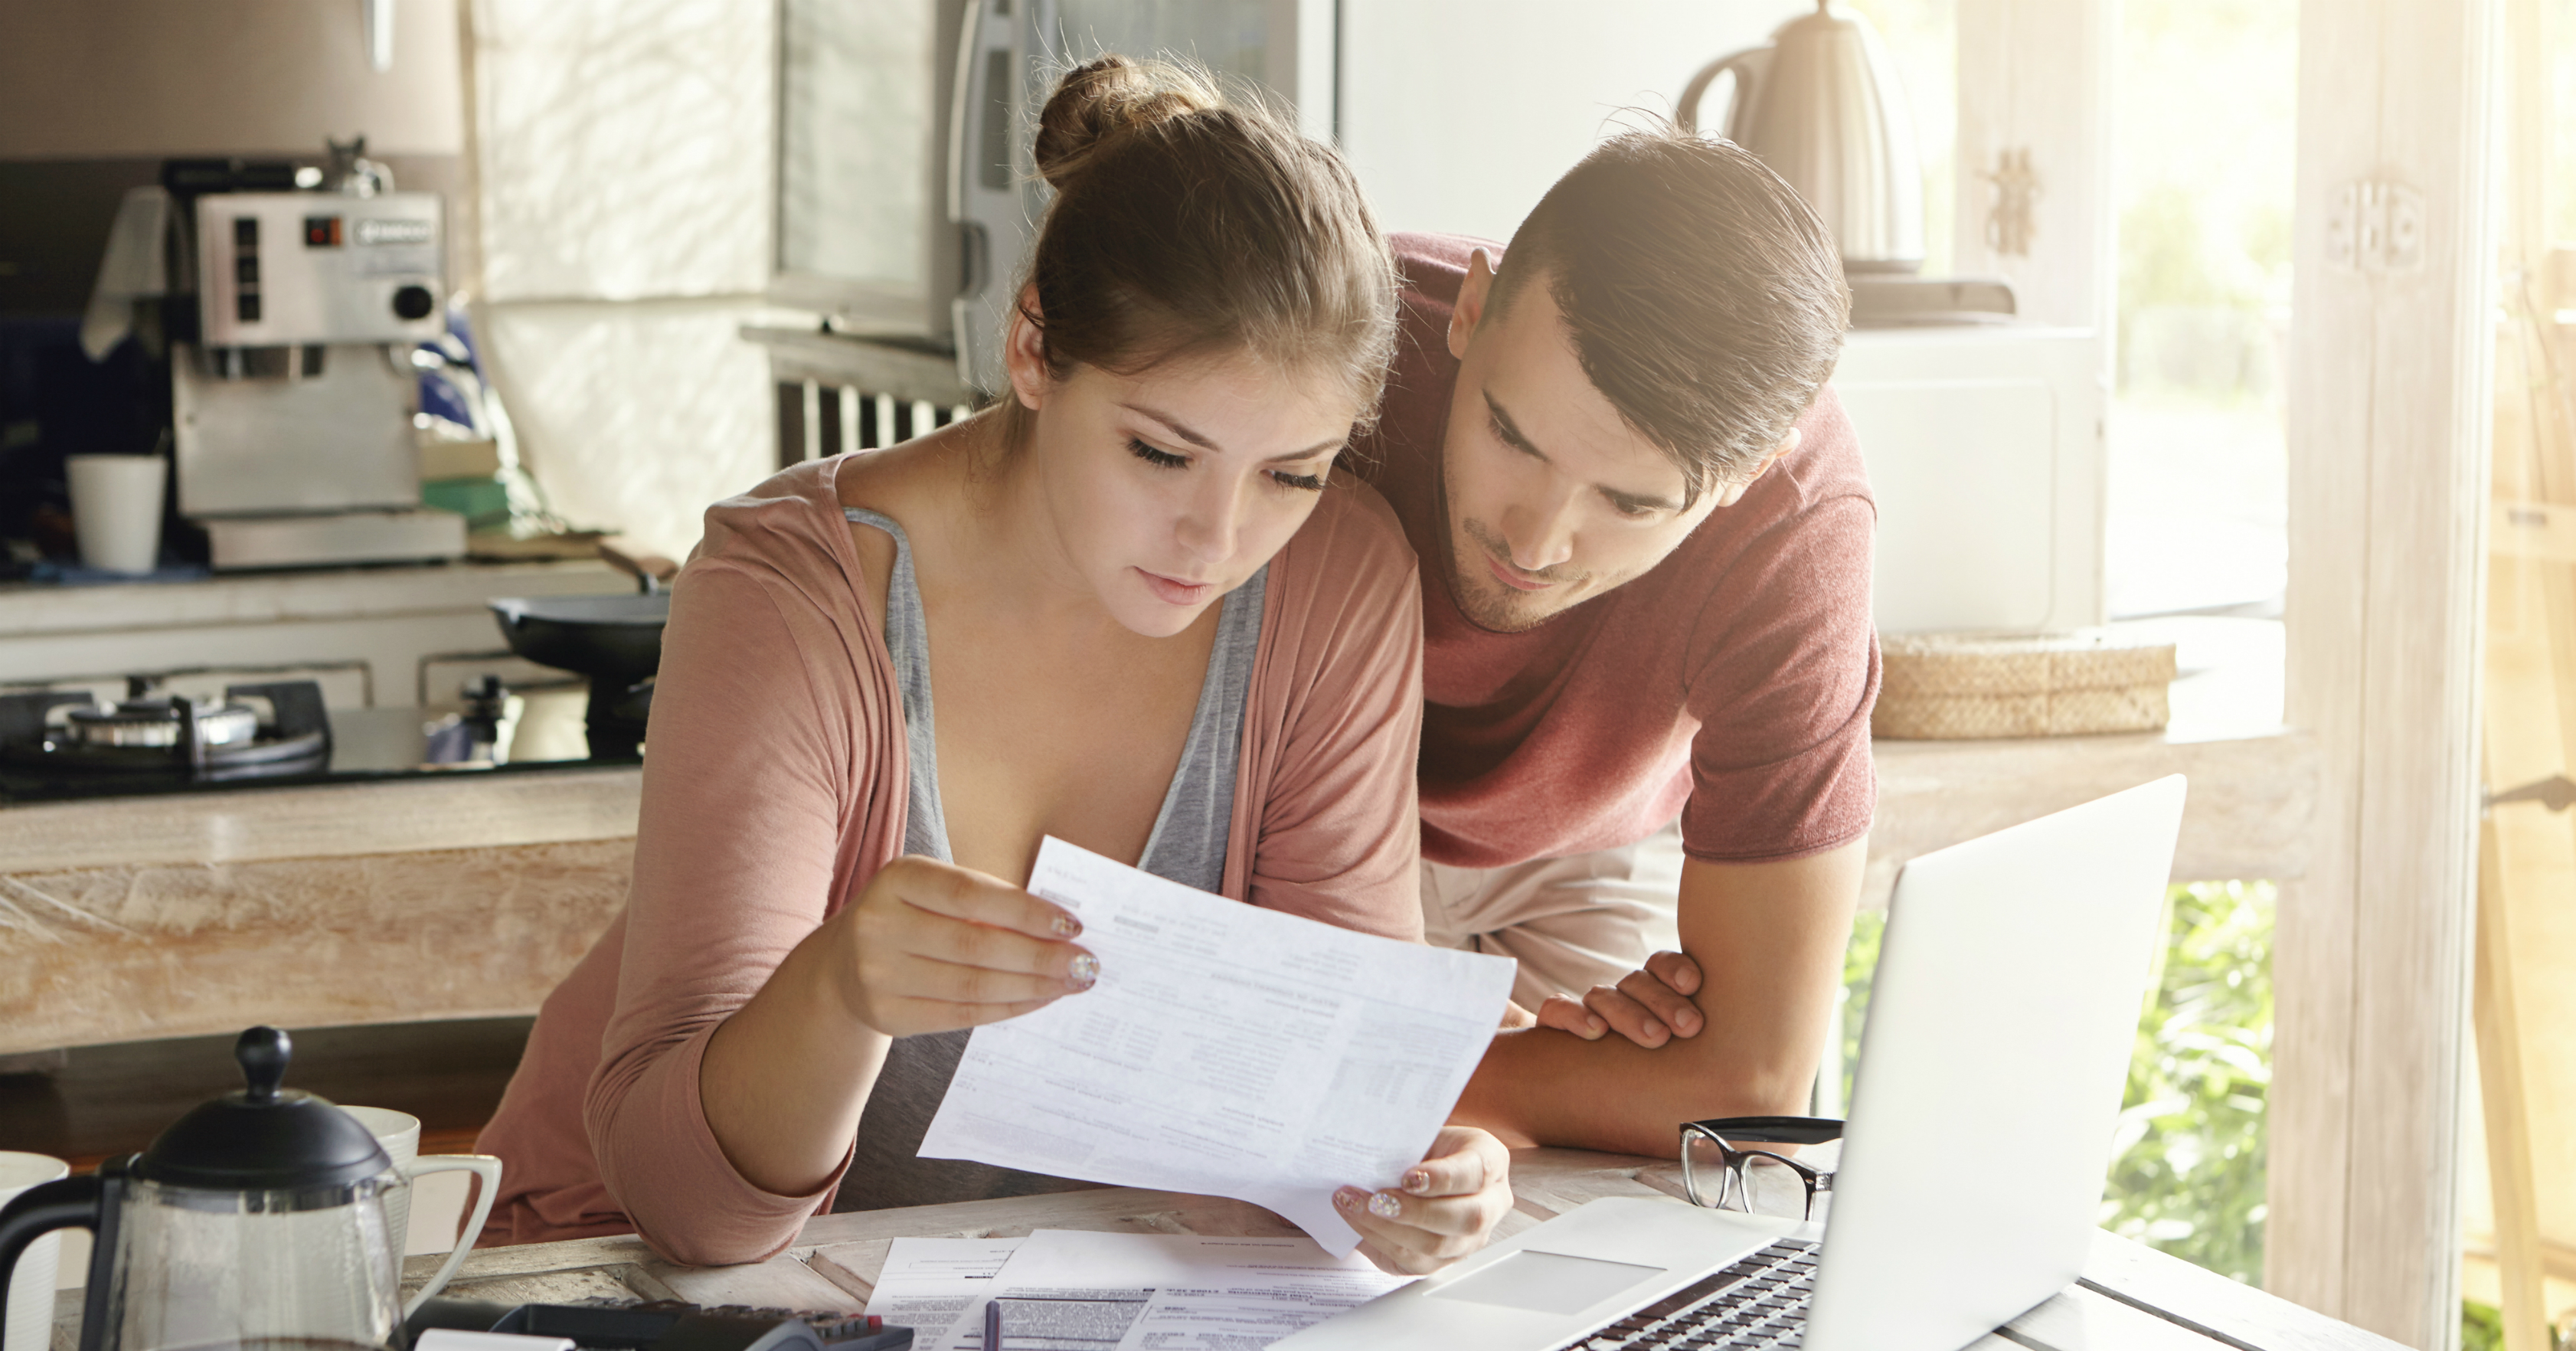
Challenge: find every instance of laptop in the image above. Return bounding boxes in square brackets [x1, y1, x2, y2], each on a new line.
[1275, 775, 2188, 1351]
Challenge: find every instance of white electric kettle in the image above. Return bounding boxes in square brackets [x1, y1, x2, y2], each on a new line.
[1679, 1, 1925, 274]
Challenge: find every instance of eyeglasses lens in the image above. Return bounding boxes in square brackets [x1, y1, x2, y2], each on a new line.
[1682, 1129, 1734, 1208]
[1735, 1153, 1809, 1219]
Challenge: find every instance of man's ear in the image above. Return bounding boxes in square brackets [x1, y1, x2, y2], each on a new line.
[1004, 283, 1051, 412]
[1711, 427, 1802, 509]
[1447, 249, 1499, 362]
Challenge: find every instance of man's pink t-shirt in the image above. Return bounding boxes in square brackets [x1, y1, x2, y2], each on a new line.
[1352, 233, 1881, 870]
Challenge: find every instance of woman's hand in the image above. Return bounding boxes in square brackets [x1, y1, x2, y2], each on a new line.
[830, 854, 1099, 1037]
[1335, 1126, 1514, 1274]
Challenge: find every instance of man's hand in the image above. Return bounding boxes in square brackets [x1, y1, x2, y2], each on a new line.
[1335, 1126, 1514, 1274]
[1532, 950, 1708, 1047]
[1453, 840, 1865, 1158]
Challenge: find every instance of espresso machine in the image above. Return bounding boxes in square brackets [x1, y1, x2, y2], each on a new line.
[164, 149, 466, 569]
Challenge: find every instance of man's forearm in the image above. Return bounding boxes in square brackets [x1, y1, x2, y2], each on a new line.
[1453, 841, 1866, 1156]
[1453, 1020, 1821, 1156]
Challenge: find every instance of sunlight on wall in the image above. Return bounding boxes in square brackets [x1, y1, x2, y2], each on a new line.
[467, 0, 778, 560]
[481, 304, 776, 558]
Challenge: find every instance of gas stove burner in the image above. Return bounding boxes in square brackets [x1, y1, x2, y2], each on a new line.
[65, 691, 260, 749]
[0, 678, 333, 783]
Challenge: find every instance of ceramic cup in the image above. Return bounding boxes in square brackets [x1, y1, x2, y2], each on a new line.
[64, 455, 165, 574]
[0, 1153, 68, 1351]
[337, 1106, 502, 1316]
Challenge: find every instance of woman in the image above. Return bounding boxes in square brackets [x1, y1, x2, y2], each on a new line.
[474, 57, 1512, 1274]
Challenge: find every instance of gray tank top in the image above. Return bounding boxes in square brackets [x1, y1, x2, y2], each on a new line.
[832, 506, 1265, 1212]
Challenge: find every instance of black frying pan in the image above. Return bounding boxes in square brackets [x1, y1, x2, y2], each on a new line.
[489, 592, 669, 682]
[487, 541, 678, 683]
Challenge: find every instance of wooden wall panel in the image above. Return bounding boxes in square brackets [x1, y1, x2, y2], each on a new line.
[1952, 0, 2116, 333]
[2271, 2, 2501, 1346]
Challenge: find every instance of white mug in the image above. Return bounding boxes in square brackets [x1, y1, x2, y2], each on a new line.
[0, 1153, 68, 1351]
[64, 454, 165, 574]
[338, 1107, 502, 1317]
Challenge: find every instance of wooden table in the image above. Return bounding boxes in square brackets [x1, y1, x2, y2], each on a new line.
[319, 1149, 2392, 1351]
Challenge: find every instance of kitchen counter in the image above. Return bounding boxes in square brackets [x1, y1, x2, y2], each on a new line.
[0, 767, 641, 1055]
[0, 765, 641, 873]
[0, 725, 2314, 1060]
[0, 610, 2311, 1058]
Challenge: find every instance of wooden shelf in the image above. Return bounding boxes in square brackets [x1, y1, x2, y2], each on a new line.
[1868, 726, 2316, 904]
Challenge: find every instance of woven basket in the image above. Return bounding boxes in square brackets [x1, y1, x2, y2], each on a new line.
[1874, 632, 2178, 740]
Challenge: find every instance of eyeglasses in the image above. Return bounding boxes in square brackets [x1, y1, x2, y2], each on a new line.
[1679, 1115, 1845, 1221]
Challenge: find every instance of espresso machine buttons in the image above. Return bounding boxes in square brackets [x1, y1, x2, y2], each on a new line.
[231, 215, 262, 323]
[392, 284, 434, 320]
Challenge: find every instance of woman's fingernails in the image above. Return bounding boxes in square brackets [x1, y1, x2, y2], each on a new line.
[1368, 1191, 1404, 1219]
[1068, 954, 1100, 989]
[1053, 912, 1083, 938]
[1583, 1017, 1606, 1039]
[1403, 1169, 1431, 1194]
[1335, 1187, 1365, 1211]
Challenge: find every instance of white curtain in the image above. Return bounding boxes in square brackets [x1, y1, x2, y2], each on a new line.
[463, 0, 781, 560]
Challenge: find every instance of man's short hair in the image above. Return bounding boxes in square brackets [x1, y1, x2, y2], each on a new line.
[1492, 128, 1850, 505]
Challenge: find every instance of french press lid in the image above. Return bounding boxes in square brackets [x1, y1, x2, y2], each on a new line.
[132, 1026, 392, 1190]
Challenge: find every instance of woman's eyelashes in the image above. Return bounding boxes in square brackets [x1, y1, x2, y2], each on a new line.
[1128, 438, 1189, 470]
[1125, 437, 1332, 492]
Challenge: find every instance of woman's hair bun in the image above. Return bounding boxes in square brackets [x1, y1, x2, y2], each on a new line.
[1033, 56, 1224, 191]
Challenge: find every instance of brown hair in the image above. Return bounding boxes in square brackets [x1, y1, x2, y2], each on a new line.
[1491, 128, 1850, 505]
[998, 56, 1398, 450]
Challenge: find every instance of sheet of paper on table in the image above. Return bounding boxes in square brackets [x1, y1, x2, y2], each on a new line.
[917, 837, 1518, 1254]
[917, 1229, 1413, 1351]
[858, 1238, 1024, 1332]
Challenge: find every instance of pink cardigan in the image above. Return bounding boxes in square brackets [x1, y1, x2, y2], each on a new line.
[474, 455, 1427, 1264]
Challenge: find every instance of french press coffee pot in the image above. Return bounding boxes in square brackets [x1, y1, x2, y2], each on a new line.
[0, 1028, 408, 1351]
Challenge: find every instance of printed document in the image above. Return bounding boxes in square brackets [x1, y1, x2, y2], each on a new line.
[860, 1238, 1023, 1332]
[918, 1230, 1411, 1351]
[917, 837, 1517, 1254]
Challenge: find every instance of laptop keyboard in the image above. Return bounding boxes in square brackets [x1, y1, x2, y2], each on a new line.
[1558, 1238, 1820, 1350]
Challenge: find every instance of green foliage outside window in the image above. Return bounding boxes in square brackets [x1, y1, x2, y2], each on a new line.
[2464, 1299, 2505, 1351]
[2100, 880, 2274, 1284]
[2461, 1297, 2574, 1351]
[1837, 879, 2275, 1286]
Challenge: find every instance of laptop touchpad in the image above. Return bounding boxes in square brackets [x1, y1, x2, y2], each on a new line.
[1430, 1251, 1667, 1314]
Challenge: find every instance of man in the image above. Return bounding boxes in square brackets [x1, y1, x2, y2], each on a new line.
[1351, 129, 1878, 1156]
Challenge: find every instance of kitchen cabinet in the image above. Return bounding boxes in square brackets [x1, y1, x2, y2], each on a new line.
[0, 560, 634, 708]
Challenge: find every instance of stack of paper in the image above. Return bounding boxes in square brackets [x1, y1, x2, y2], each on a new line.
[855, 1238, 1021, 1335]
[864, 1232, 1414, 1351]
[919, 839, 1518, 1254]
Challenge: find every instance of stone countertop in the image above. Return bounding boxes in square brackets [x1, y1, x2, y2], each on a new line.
[0, 717, 2313, 898]
[0, 765, 645, 1055]
[0, 611, 2314, 1055]
[0, 765, 642, 874]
